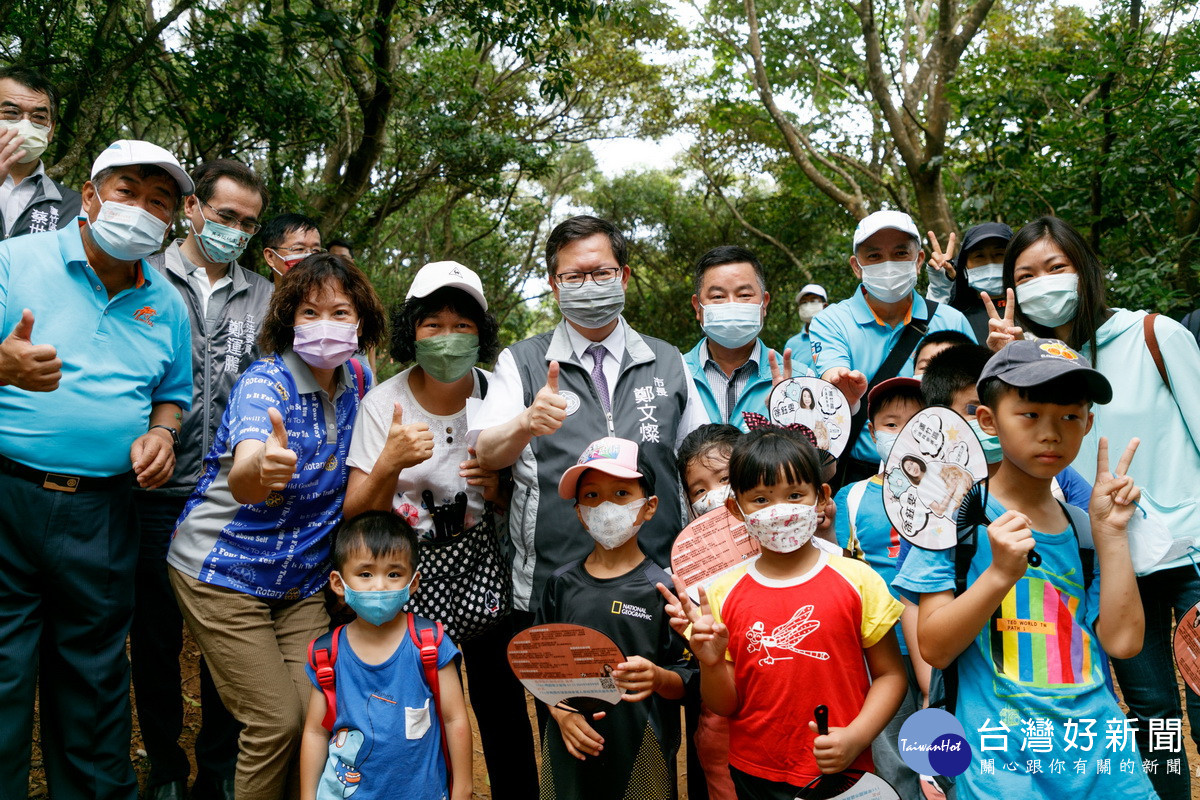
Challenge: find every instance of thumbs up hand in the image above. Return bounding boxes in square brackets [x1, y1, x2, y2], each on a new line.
[258, 407, 298, 490]
[382, 402, 435, 470]
[526, 361, 568, 437]
[0, 309, 62, 391]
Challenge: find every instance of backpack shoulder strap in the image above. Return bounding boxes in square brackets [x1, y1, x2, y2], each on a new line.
[308, 625, 344, 732]
[349, 358, 367, 400]
[1144, 314, 1171, 393]
[475, 367, 489, 398]
[1060, 501, 1095, 592]
[1184, 310, 1200, 345]
[845, 479, 870, 559]
[408, 614, 453, 792]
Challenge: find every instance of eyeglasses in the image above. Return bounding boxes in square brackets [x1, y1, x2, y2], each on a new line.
[555, 267, 621, 289]
[200, 198, 262, 234]
[0, 106, 52, 127]
[275, 245, 326, 256]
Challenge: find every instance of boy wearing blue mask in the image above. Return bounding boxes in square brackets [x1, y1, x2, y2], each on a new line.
[537, 437, 693, 800]
[299, 512, 473, 800]
[831, 377, 927, 797]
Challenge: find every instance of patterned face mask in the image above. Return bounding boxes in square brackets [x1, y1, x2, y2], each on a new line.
[579, 499, 646, 550]
[737, 500, 819, 554]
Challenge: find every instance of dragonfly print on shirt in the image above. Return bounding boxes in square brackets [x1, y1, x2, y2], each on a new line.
[746, 605, 831, 666]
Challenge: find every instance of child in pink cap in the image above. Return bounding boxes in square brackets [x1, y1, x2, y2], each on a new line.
[534, 437, 694, 800]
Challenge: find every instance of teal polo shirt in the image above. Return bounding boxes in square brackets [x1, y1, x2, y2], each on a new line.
[809, 285, 975, 462]
[0, 221, 192, 476]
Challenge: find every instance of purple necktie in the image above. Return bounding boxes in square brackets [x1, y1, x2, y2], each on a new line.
[586, 343, 611, 413]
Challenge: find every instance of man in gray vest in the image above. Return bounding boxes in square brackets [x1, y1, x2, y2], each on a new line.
[131, 158, 273, 800]
[0, 67, 81, 240]
[475, 215, 705, 618]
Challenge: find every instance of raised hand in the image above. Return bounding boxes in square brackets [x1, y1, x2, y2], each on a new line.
[985, 509, 1037, 583]
[767, 348, 794, 388]
[0, 309, 62, 391]
[526, 361, 568, 437]
[822, 367, 868, 409]
[657, 576, 729, 667]
[258, 407, 298, 490]
[1091, 437, 1141, 537]
[383, 402, 435, 469]
[0, 126, 26, 185]
[926, 231, 958, 281]
[982, 289, 1023, 352]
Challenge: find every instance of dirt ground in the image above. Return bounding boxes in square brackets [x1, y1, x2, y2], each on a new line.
[22, 633, 1200, 799]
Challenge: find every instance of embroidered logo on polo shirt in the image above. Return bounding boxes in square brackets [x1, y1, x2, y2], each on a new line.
[133, 306, 158, 327]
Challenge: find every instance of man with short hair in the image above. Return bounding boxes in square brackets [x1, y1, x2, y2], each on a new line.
[260, 212, 321, 278]
[810, 210, 975, 488]
[784, 283, 829, 369]
[0, 66, 81, 239]
[132, 158, 274, 800]
[685, 244, 807, 429]
[475, 215, 706, 612]
[0, 140, 193, 800]
[327, 238, 353, 259]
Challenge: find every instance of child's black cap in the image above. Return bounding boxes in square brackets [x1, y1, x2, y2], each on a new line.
[977, 339, 1112, 404]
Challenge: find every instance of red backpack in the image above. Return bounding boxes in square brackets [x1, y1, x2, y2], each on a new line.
[307, 614, 454, 791]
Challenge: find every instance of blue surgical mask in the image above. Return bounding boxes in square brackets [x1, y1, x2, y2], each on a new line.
[341, 577, 414, 626]
[968, 418, 1003, 465]
[966, 262, 1005, 297]
[88, 200, 169, 261]
[558, 279, 625, 329]
[701, 301, 763, 349]
[873, 430, 899, 464]
[193, 215, 250, 264]
[1015, 273, 1079, 328]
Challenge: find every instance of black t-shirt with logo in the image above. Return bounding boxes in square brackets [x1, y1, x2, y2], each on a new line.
[535, 555, 695, 800]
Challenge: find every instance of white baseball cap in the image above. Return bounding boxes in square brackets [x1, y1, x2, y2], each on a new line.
[406, 261, 488, 311]
[852, 210, 920, 252]
[796, 283, 827, 301]
[90, 140, 194, 196]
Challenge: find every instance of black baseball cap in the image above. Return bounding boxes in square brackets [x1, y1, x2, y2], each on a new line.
[953, 222, 1013, 273]
[977, 339, 1112, 404]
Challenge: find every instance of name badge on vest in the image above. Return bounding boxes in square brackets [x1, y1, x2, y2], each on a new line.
[559, 391, 581, 416]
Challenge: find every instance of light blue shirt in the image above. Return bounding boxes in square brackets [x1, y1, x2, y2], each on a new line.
[783, 327, 817, 371]
[0, 222, 192, 475]
[808, 287, 975, 462]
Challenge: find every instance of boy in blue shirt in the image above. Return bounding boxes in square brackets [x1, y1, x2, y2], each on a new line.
[834, 376, 927, 798]
[893, 339, 1155, 798]
[300, 512, 473, 800]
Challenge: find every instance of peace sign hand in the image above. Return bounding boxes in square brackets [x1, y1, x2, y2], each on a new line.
[657, 575, 729, 667]
[767, 348, 793, 388]
[926, 231, 958, 281]
[983, 289, 1024, 352]
[1091, 437, 1142, 538]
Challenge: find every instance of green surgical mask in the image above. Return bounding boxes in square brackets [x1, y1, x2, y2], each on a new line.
[415, 333, 480, 383]
[968, 418, 1003, 465]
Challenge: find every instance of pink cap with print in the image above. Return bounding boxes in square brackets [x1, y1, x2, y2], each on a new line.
[557, 437, 642, 499]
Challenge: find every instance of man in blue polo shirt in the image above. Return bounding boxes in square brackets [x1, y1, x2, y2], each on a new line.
[0, 139, 193, 800]
[810, 209, 975, 488]
[684, 244, 808, 430]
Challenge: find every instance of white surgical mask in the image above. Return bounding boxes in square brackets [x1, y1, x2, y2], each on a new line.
[88, 200, 168, 262]
[1016, 273, 1080, 328]
[797, 301, 824, 324]
[737, 500, 819, 553]
[966, 263, 1005, 297]
[861, 260, 918, 303]
[691, 485, 732, 518]
[580, 499, 646, 550]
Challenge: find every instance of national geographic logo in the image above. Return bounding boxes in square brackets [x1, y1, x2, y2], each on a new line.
[611, 601, 653, 621]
